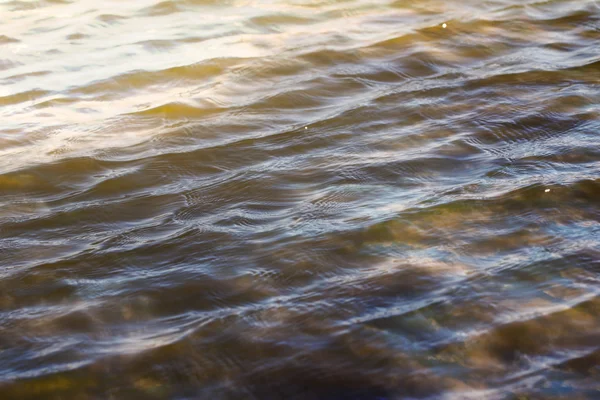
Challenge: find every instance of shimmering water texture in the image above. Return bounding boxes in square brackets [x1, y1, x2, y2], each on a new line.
[1, 0, 600, 399]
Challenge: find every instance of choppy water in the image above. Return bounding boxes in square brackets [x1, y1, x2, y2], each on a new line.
[1, 0, 600, 398]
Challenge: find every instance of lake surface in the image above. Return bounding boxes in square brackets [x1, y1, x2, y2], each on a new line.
[1, 0, 600, 398]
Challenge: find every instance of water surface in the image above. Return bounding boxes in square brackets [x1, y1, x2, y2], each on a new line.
[1, 0, 600, 398]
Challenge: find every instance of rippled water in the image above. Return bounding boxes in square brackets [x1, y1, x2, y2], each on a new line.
[1, 0, 600, 398]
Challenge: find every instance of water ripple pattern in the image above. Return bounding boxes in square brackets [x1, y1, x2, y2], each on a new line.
[1, 0, 600, 399]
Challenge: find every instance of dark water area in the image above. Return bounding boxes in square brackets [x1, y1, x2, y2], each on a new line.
[1, 0, 600, 398]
